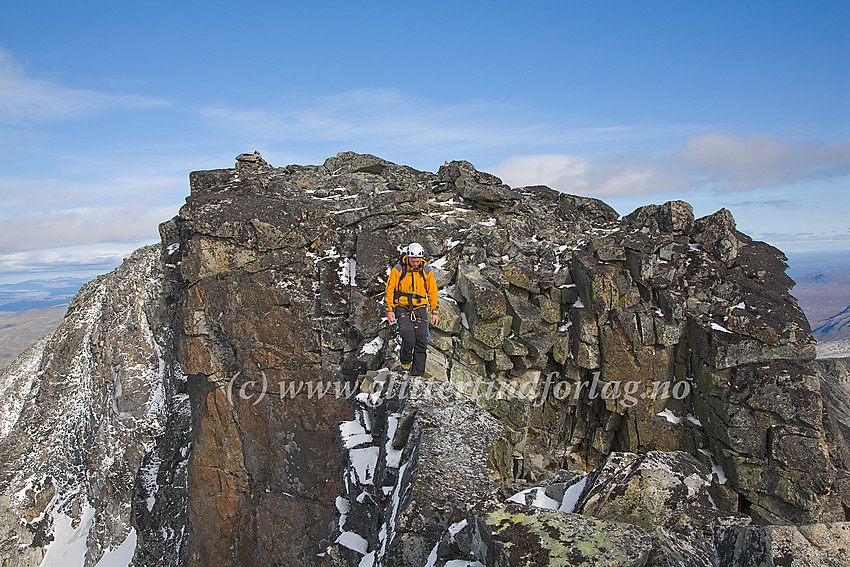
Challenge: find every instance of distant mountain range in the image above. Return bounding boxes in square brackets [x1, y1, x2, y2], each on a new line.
[789, 264, 850, 341]
[0, 278, 88, 369]
[0, 277, 89, 311]
[814, 305, 850, 341]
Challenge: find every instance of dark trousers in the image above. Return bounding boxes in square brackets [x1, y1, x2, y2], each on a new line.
[395, 306, 428, 376]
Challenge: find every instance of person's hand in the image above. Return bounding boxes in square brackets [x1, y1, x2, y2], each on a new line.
[431, 313, 438, 326]
[387, 311, 396, 324]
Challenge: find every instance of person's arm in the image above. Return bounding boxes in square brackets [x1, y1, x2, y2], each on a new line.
[385, 266, 399, 324]
[426, 269, 439, 325]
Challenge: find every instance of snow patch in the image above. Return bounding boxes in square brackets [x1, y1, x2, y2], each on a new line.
[507, 487, 559, 511]
[39, 503, 96, 567]
[0, 337, 48, 439]
[384, 414, 403, 469]
[340, 419, 372, 450]
[349, 446, 380, 485]
[657, 409, 681, 424]
[94, 528, 137, 567]
[559, 475, 587, 513]
[531, 488, 560, 510]
[331, 206, 368, 214]
[430, 256, 448, 270]
[698, 449, 728, 484]
[360, 336, 384, 356]
[339, 258, 357, 286]
[336, 531, 368, 555]
[711, 322, 733, 333]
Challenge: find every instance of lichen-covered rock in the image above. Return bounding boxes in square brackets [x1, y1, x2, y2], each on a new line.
[575, 451, 751, 566]
[506, 291, 542, 337]
[715, 522, 850, 567]
[439, 160, 521, 211]
[572, 252, 619, 314]
[460, 269, 508, 321]
[469, 502, 653, 567]
[396, 398, 502, 563]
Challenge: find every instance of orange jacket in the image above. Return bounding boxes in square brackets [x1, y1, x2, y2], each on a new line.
[385, 256, 439, 313]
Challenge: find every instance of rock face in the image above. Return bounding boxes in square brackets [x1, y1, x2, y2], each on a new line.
[0, 151, 848, 566]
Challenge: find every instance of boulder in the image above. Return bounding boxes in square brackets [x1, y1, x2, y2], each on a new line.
[624, 200, 694, 235]
[572, 252, 619, 314]
[506, 291, 542, 337]
[434, 297, 463, 335]
[692, 208, 740, 264]
[692, 359, 842, 524]
[235, 150, 271, 173]
[576, 451, 752, 567]
[438, 160, 521, 211]
[469, 502, 653, 567]
[715, 522, 850, 567]
[459, 269, 507, 320]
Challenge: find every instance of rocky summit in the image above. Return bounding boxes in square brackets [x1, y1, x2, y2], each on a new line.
[0, 151, 848, 566]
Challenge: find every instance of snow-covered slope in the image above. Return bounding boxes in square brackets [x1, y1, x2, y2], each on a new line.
[0, 245, 186, 567]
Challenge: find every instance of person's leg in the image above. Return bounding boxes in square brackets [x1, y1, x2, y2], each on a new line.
[394, 307, 414, 366]
[411, 308, 429, 376]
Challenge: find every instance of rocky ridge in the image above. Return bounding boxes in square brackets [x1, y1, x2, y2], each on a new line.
[0, 151, 847, 566]
[0, 245, 185, 566]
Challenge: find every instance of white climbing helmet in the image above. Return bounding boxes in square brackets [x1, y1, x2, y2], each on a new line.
[406, 242, 425, 259]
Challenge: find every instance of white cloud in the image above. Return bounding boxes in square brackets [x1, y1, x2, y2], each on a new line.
[0, 171, 187, 211]
[491, 153, 686, 197]
[0, 204, 176, 253]
[0, 47, 166, 125]
[196, 89, 721, 175]
[752, 230, 850, 253]
[490, 133, 850, 198]
[676, 133, 850, 191]
[0, 241, 152, 279]
[731, 199, 800, 210]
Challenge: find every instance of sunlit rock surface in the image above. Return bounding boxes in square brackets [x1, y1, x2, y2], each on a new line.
[0, 152, 847, 566]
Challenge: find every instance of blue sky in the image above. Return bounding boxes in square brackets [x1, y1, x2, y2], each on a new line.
[1, 1, 848, 283]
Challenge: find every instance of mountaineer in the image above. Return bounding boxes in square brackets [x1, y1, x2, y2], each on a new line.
[385, 243, 439, 376]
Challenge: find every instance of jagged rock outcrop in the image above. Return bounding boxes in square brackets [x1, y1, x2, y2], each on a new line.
[423, 448, 846, 566]
[0, 246, 185, 567]
[0, 151, 848, 566]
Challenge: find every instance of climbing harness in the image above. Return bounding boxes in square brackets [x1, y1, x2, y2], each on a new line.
[396, 260, 427, 309]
